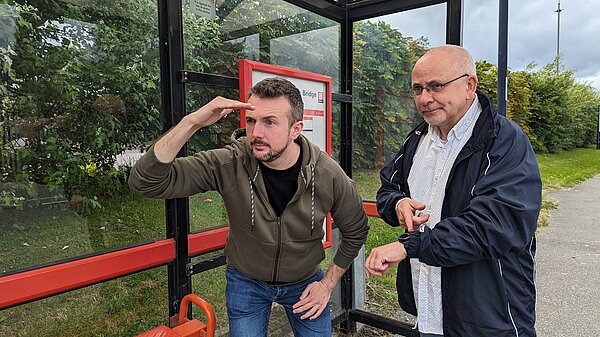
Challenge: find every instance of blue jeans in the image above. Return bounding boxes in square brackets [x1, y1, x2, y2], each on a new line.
[225, 266, 331, 337]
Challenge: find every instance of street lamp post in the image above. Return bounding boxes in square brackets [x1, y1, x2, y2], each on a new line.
[555, 0, 562, 74]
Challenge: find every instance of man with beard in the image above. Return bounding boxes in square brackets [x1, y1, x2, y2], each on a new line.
[129, 77, 369, 337]
[365, 45, 541, 336]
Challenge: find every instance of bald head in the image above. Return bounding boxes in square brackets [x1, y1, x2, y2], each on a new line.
[415, 45, 476, 77]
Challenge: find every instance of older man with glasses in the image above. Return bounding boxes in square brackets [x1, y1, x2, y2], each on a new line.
[365, 45, 541, 337]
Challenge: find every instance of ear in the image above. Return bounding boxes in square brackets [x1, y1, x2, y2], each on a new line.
[466, 75, 478, 100]
[290, 120, 303, 139]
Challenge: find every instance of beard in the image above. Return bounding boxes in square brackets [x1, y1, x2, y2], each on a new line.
[251, 139, 290, 163]
[419, 107, 446, 127]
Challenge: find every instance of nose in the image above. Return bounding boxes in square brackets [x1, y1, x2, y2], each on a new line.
[250, 122, 264, 139]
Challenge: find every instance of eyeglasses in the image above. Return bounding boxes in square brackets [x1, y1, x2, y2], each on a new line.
[409, 74, 469, 97]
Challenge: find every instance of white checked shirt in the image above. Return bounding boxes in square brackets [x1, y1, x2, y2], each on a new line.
[406, 96, 481, 334]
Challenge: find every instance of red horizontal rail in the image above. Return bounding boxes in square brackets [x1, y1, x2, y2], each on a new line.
[363, 201, 379, 218]
[0, 239, 175, 310]
[1, 205, 380, 310]
[188, 227, 229, 256]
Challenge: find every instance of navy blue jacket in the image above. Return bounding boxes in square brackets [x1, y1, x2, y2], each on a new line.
[377, 92, 541, 337]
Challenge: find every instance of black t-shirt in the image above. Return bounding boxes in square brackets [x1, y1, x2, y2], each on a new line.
[259, 150, 302, 217]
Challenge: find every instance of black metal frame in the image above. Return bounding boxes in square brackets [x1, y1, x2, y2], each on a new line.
[597, 105, 600, 150]
[158, 0, 509, 334]
[498, 0, 508, 116]
[158, 0, 192, 321]
[349, 309, 419, 337]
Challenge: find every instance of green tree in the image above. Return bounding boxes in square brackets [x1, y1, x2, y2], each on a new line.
[524, 59, 600, 152]
[506, 70, 539, 148]
[476, 60, 539, 149]
[475, 60, 497, 102]
[352, 21, 428, 170]
[565, 81, 600, 148]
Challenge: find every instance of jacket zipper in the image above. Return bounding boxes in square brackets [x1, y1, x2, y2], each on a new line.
[272, 217, 282, 282]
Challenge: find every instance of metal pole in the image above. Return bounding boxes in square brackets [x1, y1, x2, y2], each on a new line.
[158, 0, 192, 324]
[597, 105, 600, 150]
[446, 0, 463, 46]
[497, 0, 508, 117]
[555, 0, 562, 74]
[338, 3, 358, 333]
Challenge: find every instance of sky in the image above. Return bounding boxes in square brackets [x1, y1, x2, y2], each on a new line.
[377, 0, 600, 92]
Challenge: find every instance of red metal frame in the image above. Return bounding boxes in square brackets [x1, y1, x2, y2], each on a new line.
[187, 227, 228, 256]
[0, 202, 379, 309]
[238, 59, 334, 248]
[0, 239, 175, 310]
[362, 201, 379, 218]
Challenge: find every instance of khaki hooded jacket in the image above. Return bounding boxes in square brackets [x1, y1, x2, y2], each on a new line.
[129, 129, 369, 283]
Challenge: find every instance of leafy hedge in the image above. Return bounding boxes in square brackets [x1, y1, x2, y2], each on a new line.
[477, 60, 600, 153]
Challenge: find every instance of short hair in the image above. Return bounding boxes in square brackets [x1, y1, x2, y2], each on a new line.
[250, 77, 303, 125]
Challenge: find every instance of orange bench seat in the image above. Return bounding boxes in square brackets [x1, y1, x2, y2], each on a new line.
[136, 294, 215, 337]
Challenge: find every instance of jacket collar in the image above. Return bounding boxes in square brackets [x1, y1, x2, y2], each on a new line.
[410, 91, 497, 153]
[464, 91, 497, 153]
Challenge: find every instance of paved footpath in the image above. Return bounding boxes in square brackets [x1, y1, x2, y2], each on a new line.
[536, 174, 600, 336]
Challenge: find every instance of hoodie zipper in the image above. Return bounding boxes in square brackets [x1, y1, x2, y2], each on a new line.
[272, 217, 282, 282]
[247, 151, 313, 282]
[248, 172, 282, 282]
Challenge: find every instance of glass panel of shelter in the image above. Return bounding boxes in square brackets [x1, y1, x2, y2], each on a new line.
[181, 0, 342, 334]
[0, 1, 168, 335]
[351, 3, 447, 201]
[0, 0, 163, 272]
[351, 3, 448, 333]
[182, 0, 341, 232]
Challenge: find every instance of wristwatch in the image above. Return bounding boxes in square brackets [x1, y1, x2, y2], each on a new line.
[398, 233, 411, 250]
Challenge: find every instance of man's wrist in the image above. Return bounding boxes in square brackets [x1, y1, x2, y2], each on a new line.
[395, 197, 408, 211]
[320, 278, 336, 291]
[395, 197, 411, 217]
[321, 264, 346, 291]
[182, 114, 204, 131]
[398, 233, 411, 257]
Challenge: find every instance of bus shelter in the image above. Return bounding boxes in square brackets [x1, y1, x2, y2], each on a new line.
[0, 0, 509, 335]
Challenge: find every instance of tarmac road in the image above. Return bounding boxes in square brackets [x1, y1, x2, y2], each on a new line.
[535, 174, 600, 336]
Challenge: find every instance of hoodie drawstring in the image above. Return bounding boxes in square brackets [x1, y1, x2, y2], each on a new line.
[248, 165, 260, 231]
[310, 166, 315, 235]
